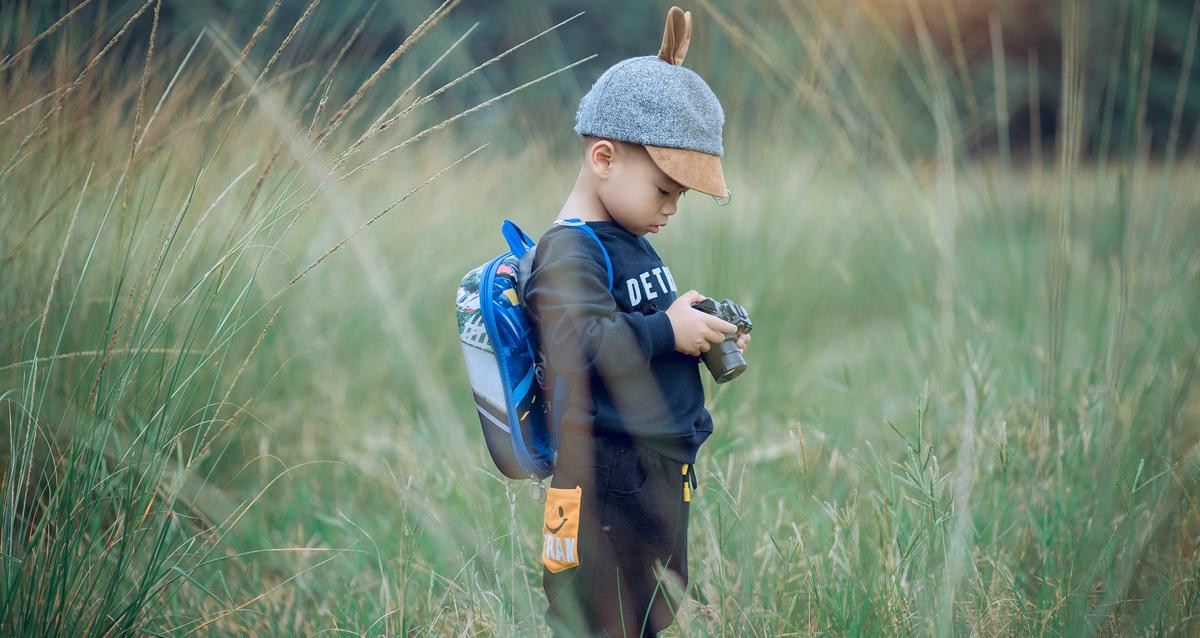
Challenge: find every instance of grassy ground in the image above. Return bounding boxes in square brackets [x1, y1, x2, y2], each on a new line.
[3, 1, 1200, 635]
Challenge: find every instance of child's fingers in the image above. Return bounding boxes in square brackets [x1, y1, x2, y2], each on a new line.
[734, 333, 750, 353]
[705, 315, 737, 334]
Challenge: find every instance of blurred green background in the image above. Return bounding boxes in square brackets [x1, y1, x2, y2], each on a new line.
[14, 0, 1199, 151]
[2, 0, 1198, 635]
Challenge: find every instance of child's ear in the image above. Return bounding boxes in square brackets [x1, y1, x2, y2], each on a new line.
[587, 139, 616, 178]
[657, 6, 692, 66]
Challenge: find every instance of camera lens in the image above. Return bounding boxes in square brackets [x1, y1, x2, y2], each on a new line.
[702, 334, 747, 383]
[692, 298, 751, 383]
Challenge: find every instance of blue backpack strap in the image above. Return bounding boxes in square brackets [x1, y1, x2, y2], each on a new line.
[501, 218, 536, 258]
[553, 218, 613, 290]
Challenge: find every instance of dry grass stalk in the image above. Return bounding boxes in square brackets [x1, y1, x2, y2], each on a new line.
[338, 54, 595, 183]
[311, 0, 461, 151]
[1, 0, 155, 181]
[0, 0, 98, 73]
[204, 0, 282, 117]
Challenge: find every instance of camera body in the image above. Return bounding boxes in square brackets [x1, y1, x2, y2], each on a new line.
[690, 298, 753, 383]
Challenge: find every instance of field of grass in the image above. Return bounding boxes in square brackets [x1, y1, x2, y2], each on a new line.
[2, 0, 1199, 635]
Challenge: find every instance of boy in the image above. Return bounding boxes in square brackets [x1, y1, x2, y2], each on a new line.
[522, 6, 750, 636]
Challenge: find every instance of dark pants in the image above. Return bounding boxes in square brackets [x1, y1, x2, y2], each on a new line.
[543, 433, 692, 637]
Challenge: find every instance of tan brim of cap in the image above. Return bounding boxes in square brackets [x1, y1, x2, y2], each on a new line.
[644, 144, 728, 199]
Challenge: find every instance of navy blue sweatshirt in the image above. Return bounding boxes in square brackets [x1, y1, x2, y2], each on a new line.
[523, 220, 713, 464]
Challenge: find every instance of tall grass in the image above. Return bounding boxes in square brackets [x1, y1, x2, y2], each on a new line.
[0, 0, 590, 634]
[2, 0, 1198, 635]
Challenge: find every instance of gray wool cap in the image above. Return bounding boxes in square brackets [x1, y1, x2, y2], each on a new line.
[573, 55, 725, 157]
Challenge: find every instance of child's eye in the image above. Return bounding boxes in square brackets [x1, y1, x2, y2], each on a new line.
[657, 187, 669, 196]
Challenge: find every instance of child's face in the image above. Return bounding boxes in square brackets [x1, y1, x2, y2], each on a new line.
[592, 141, 688, 236]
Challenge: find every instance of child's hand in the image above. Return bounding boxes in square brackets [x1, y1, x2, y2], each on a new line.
[735, 332, 751, 353]
[667, 291, 738, 356]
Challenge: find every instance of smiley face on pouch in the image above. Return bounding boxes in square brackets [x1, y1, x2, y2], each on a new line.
[546, 505, 568, 534]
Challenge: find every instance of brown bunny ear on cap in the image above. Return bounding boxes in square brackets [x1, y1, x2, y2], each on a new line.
[657, 6, 692, 65]
[643, 5, 728, 199]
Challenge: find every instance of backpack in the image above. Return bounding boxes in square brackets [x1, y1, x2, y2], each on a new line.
[455, 218, 613, 482]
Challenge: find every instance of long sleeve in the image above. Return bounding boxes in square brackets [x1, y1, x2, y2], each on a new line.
[521, 221, 712, 463]
[525, 232, 676, 379]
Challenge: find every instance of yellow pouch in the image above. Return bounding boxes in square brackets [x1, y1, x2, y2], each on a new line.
[541, 486, 581, 573]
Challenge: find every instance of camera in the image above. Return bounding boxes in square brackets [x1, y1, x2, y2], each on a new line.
[690, 298, 753, 383]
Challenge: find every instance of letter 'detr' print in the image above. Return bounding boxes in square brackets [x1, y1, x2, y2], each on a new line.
[623, 265, 678, 307]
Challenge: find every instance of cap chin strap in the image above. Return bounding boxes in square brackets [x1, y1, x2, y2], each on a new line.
[712, 189, 732, 206]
